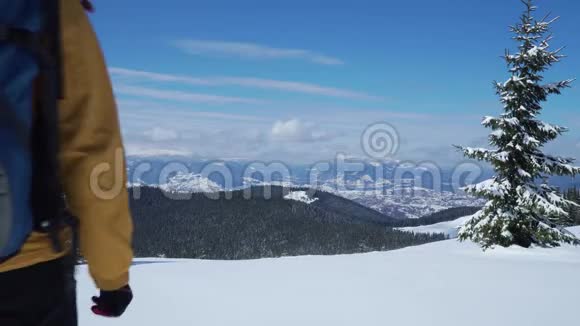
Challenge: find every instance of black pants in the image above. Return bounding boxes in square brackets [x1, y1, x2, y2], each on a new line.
[0, 256, 77, 326]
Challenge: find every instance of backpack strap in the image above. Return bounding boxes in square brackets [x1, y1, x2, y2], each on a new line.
[0, 25, 42, 51]
[30, 0, 67, 252]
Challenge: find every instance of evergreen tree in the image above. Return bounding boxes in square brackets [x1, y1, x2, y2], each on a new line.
[456, 0, 580, 249]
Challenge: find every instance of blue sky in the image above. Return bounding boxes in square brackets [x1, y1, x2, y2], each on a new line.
[90, 0, 580, 164]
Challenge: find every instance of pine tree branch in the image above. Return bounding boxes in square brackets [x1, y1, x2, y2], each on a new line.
[544, 16, 560, 25]
[540, 11, 552, 23]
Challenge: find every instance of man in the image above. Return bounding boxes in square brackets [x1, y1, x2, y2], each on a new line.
[0, 0, 134, 325]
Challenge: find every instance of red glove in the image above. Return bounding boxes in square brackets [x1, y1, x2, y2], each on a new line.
[91, 285, 133, 317]
[81, 0, 95, 12]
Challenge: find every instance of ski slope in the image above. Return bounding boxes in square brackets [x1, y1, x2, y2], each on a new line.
[78, 233, 580, 326]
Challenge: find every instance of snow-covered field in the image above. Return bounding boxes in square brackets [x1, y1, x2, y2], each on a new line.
[79, 228, 580, 326]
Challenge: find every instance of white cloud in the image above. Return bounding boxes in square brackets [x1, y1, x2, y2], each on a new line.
[118, 99, 483, 163]
[110, 67, 378, 100]
[144, 127, 180, 142]
[173, 40, 344, 65]
[114, 84, 264, 105]
[111, 68, 213, 86]
[117, 95, 577, 165]
[125, 146, 193, 157]
[271, 119, 336, 143]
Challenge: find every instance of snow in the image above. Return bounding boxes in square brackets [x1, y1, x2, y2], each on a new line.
[158, 172, 223, 193]
[463, 147, 490, 156]
[494, 151, 509, 162]
[326, 186, 484, 219]
[538, 121, 560, 134]
[502, 116, 520, 126]
[242, 177, 297, 188]
[398, 214, 474, 238]
[569, 226, 580, 237]
[481, 116, 495, 125]
[283, 190, 319, 204]
[401, 214, 580, 246]
[526, 45, 541, 57]
[78, 238, 580, 326]
[523, 134, 539, 145]
[490, 129, 504, 138]
[517, 168, 531, 178]
[465, 178, 510, 197]
[360, 174, 374, 183]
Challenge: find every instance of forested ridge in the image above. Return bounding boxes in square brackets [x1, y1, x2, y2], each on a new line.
[129, 186, 446, 259]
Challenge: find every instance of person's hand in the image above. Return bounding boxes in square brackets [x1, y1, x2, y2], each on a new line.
[91, 285, 133, 317]
[81, 0, 95, 12]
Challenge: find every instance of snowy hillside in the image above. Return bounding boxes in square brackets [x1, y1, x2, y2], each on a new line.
[400, 216, 580, 243]
[78, 236, 580, 326]
[398, 214, 474, 237]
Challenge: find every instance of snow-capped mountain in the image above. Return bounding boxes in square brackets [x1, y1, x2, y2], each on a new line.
[158, 172, 223, 193]
[242, 177, 296, 189]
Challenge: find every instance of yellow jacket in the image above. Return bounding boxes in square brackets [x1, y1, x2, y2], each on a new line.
[0, 0, 133, 291]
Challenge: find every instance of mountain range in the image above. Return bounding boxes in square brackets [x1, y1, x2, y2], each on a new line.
[126, 155, 578, 219]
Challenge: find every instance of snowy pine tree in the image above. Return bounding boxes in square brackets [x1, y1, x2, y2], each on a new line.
[457, 0, 580, 249]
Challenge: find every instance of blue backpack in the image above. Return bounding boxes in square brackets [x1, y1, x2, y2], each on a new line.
[0, 0, 65, 262]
